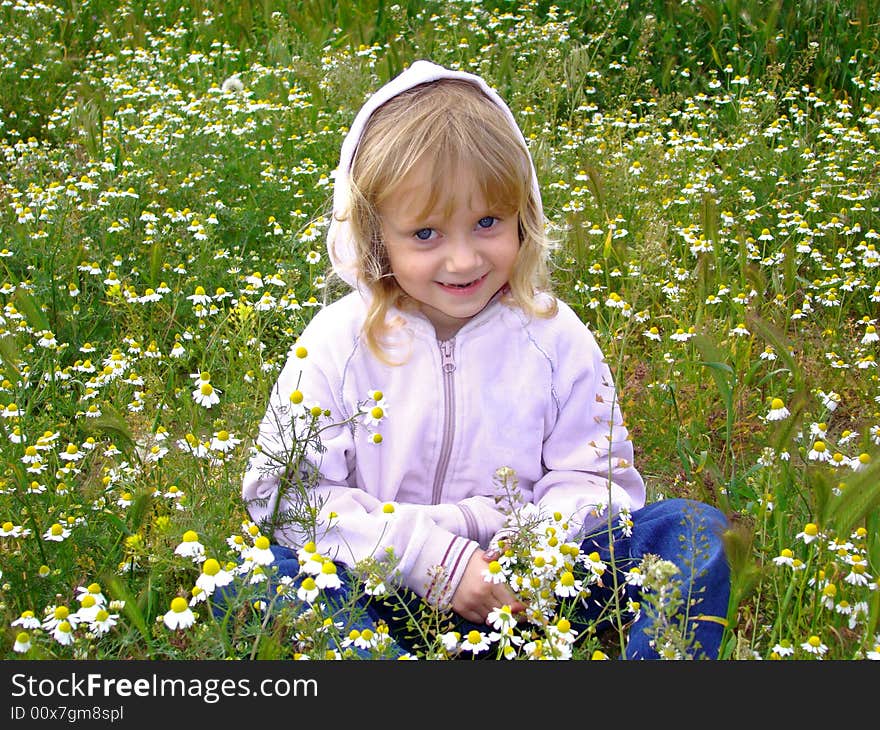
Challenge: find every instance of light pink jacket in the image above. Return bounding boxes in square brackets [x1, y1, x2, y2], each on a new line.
[241, 61, 645, 606]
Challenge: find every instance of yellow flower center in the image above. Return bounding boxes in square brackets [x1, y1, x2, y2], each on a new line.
[254, 536, 270, 550]
[202, 558, 220, 576]
[466, 630, 482, 645]
[182, 530, 198, 542]
[170, 597, 189, 613]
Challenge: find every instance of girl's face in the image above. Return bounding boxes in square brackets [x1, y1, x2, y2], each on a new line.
[379, 161, 519, 340]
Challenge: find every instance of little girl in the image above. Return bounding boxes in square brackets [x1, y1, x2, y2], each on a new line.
[242, 60, 730, 659]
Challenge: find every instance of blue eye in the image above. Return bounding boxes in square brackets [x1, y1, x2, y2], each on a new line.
[414, 228, 433, 241]
[477, 216, 496, 229]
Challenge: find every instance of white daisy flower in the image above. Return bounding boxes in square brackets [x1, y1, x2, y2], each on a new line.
[192, 381, 220, 408]
[174, 530, 205, 562]
[800, 635, 827, 657]
[89, 609, 118, 636]
[296, 576, 320, 603]
[460, 629, 491, 655]
[52, 621, 75, 646]
[43, 523, 71, 542]
[13, 631, 31, 653]
[195, 558, 234, 595]
[163, 597, 196, 630]
[765, 398, 790, 421]
[314, 560, 342, 591]
[243, 536, 275, 566]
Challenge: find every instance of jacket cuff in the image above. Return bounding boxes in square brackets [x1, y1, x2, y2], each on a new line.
[407, 529, 480, 610]
[457, 497, 507, 548]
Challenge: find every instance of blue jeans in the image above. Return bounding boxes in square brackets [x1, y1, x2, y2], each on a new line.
[228, 498, 730, 659]
[575, 497, 730, 659]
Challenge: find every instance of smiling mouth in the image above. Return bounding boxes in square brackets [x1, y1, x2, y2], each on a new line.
[439, 273, 488, 289]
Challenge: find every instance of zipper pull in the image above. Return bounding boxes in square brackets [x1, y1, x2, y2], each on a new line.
[439, 339, 456, 373]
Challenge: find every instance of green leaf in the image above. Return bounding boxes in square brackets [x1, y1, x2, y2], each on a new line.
[693, 334, 734, 405]
[82, 406, 136, 452]
[103, 573, 151, 647]
[0, 334, 22, 380]
[826, 452, 880, 536]
[13, 289, 50, 333]
[128, 490, 154, 533]
[149, 239, 164, 287]
[582, 164, 606, 217]
[701, 192, 719, 246]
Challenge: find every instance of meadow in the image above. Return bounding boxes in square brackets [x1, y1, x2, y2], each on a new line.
[1, 0, 878, 660]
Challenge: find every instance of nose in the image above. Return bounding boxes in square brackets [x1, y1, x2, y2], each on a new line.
[445, 234, 481, 273]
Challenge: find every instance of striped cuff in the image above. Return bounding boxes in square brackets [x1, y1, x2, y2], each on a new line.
[423, 535, 479, 610]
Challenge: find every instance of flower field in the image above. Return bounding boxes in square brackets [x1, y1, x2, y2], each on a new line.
[1, 0, 879, 659]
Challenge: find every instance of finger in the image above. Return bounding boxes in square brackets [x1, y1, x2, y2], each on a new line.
[466, 610, 486, 624]
[490, 587, 523, 613]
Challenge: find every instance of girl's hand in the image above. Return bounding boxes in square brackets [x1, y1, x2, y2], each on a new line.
[450, 549, 526, 624]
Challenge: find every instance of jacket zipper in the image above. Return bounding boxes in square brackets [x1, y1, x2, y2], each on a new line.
[431, 338, 456, 504]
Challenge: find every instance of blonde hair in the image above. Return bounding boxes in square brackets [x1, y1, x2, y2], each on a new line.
[337, 78, 556, 361]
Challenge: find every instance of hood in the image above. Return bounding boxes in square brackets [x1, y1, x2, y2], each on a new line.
[326, 59, 543, 288]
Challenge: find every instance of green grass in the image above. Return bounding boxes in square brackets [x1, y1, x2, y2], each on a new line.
[1, 0, 878, 660]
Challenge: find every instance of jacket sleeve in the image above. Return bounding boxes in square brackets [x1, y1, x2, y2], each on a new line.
[241, 314, 482, 606]
[530, 308, 646, 541]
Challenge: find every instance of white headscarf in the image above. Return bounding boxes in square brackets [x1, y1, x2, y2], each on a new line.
[325, 59, 542, 288]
